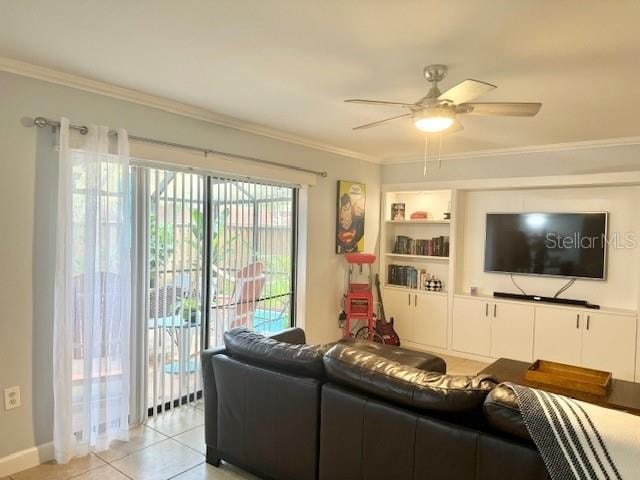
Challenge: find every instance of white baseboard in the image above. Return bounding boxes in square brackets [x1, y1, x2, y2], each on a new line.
[0, 442, 54, 477]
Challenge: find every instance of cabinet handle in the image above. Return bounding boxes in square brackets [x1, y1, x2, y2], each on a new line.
[414, 294, 417, 307]
[408, 293, 411, 306]
[587, 315, 590, 331]
[576, 314, 580, 329]
[493, 304, 497, 317]
[486, 303, 489, 317]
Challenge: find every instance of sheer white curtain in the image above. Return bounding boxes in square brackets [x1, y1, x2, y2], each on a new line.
[54, 118, 132, 463]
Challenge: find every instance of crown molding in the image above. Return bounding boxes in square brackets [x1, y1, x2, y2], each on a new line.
[382, 136, 640, 165]
[382, 170, 640, 192]
[0, 56, 380, 164]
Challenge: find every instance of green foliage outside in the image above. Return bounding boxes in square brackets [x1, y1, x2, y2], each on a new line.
[149, 198, 293, 322]
[149, 213, 175, 273]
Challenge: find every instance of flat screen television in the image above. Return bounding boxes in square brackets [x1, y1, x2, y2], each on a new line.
[484, 212, 608, 280]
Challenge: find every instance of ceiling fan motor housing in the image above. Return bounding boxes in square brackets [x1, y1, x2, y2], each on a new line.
[423, 64, 448, 83]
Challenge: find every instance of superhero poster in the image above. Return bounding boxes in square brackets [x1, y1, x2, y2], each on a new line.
[336, 180, 366, 254]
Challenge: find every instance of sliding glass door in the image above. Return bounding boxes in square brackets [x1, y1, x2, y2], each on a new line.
[137, 166, 297, 414]
[207, 179, 297, 347]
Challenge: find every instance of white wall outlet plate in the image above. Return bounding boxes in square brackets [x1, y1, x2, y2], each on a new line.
[4, 385, 21, 410]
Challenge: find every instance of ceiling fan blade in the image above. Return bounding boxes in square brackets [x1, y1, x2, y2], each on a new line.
[438, 79, 497, 104]
[345, 99, 414, 107]
[353, 113, 411, 130]
[459, 102, 542, 116]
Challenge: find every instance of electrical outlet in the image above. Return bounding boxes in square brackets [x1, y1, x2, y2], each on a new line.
[4, 386, 21, 410]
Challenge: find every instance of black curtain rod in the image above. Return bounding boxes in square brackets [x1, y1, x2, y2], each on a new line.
[33, 116, 328, 178]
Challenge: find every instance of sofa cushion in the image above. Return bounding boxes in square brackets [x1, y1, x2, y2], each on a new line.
[223, 328, 329, 378]
[339, 338, 446, 373]
[483, 383, 531, 441]
[323, 344, 497, 413]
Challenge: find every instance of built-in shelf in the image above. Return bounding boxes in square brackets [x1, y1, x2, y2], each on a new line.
[383, 284, 448, 296]
[386, 219, 450, 225]
[385, 253, 449, 261]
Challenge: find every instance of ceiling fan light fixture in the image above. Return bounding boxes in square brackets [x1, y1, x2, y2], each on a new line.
[414, 106, 456, 133]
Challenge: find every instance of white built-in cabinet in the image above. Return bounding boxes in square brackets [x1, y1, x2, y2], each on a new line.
[413, 292, 448, 348]
[452, 296, 534, 362]
[380, 184, 640, 382]
[533, 306, 583, 365]
[534, 306, 637, 381]
[637, 324, 640, 383]
[450, 299, 637, 381]
[382, 288, 412, 341]
[581, 312, 637, 380]
[382, 288, 447, 349]
[452, 296, 491, 356]
[379, 189, 452, 351]
[490, 301, 535, 362]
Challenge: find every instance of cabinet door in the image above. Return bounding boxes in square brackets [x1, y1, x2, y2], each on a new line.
[383, 288, 413, 342]
[452, 297, 491, 356]
[581, 312, 637, 381]
[490, 301, 535, 362]
[534, 306, 582, 365]
[413, 293, 447, 349]
[637, 323, 640, 383]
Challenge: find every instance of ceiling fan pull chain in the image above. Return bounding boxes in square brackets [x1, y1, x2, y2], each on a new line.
[438, 133, 443, 169]
[423, 134, 429, 176]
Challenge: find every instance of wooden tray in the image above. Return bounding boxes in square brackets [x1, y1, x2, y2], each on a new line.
[524, 360, 612, 396]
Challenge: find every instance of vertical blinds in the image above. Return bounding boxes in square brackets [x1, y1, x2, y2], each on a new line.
[147, 168, 205, 413]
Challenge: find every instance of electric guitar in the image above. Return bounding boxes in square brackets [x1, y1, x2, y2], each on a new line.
[374, 274, 401, 346]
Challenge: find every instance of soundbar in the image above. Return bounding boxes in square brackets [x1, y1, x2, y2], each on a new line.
[493, 291, 600, 309]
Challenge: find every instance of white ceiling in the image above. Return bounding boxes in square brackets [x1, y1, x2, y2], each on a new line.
[2, 1, 640, 162]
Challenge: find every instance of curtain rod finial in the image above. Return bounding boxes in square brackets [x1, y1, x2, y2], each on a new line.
[34, 117, 48, 128]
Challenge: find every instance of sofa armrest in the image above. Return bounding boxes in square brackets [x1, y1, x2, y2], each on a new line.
[201, 327, 305, 466]
[201, 346, 226, 455]
[269, 327, 306, 345]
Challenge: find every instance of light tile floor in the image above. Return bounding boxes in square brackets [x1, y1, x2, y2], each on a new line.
[6, 353, 487, 480]
[7, 402, 250, 480]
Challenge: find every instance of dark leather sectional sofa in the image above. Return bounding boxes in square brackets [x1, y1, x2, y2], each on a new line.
[201, 327, 549, 480]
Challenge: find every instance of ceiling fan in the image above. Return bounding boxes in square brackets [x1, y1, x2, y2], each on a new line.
[345, 64, 541, 134]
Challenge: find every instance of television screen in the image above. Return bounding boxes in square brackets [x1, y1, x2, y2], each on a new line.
[484, 213, 608, 280]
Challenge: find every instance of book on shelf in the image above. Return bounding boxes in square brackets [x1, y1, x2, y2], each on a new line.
[387, 264, 419, 289]
[392, 235, 450, 257]
[387, 264, 444, 292]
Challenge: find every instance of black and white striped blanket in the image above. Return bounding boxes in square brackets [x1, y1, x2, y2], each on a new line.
[507, 383, 640, 480]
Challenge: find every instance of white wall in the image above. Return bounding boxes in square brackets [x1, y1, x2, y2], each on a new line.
[457, 186, 640, 310]
[0, 71, 380, 460]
